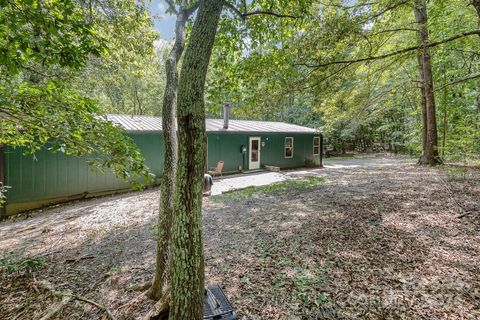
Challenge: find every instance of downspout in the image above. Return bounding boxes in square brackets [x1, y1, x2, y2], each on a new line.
[320, 134, 324, 167]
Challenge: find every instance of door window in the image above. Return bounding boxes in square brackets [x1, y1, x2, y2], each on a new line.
[251, 139, 259, 162]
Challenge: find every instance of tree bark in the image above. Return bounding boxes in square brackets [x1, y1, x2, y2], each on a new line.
[414, 0, 441, 165]
[441, 72, 448, 158]
[471, 0, 480, 26]
[170, 0, 223, 319]
[471, 1, 480, 131]
[417, 54, 428, 156]
[147, 3, 189, 303]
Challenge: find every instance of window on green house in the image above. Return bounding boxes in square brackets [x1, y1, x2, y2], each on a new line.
[313, 137, 321, 155]
[285, 137, 293, 158]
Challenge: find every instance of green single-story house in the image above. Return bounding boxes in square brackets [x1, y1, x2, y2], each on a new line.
[0, 114, 323, 217]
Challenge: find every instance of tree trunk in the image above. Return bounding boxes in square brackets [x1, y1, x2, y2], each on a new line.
[471, 1, 480, 131]
[471, 0, 480, 26]
[477, 80, 480, 130]
[170, 1, 223, 319]
[414, 0, 441, 165]
[417, 54, 428, 156]
[147, 4, 189, 303]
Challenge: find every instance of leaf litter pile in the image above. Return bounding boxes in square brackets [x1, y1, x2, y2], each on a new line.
[0, 157, 479, 319]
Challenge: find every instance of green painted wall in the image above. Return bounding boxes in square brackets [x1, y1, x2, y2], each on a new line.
[207, 133, 322, 173]
[4, 133, 163, 209]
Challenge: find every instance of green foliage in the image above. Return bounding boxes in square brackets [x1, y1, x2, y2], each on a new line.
[271, 261, 329, 310]
[445, 166, 468, 181]
[211, 176, 326, 203]
[0, 183, 9, 207]
[0, 251, 46, 276]
[0, 0, 107, 75]
[0, 0, 156, 193]
[208, 0, 480, 161]
[206, 0, 315, 121]
[293, 267, 328, 307]
[75, 0, 166, 116]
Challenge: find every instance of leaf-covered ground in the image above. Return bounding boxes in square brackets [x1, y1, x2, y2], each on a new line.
[0, 157, 479, 319]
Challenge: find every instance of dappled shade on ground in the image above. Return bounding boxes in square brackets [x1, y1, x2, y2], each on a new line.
[0, 157, 479, 319]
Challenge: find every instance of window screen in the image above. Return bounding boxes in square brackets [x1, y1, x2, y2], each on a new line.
[313, 137, 320, 155]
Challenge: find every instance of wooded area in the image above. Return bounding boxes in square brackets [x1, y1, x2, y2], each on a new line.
[1, 0, 479, 319]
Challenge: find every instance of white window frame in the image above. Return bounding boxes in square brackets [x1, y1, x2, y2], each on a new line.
[284, 137, 294, 158]
[249, 137, 261, 170]
[313, 136, 321, 156]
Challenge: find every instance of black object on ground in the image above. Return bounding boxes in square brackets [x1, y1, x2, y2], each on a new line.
[204, 284, 237, 320]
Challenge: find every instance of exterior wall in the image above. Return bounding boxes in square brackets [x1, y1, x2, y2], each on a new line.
[207, 133, 322, 173]
[4, 133, 163, 215]
[3, 131, 321, 216]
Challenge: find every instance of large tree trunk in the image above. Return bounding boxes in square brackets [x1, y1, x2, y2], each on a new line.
[147, 3, 189, 303]
[414, 0, 441, 165]
[170, 1, 223, 319]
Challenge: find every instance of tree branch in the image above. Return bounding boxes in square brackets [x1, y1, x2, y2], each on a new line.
[223, 1, 296, 20]
[317, 1, 375, 10]
[165, 0, 179, 15]
[299, 30, 480, 69]
[224, 1, 244, 19]
[369, 27, 419, 35]
[242, 10, 296, 19]
[38, 280, 116, 320]
[435, 73, 480, 91]
[183, 1, 200, 17]
[362, 0, 409, 23]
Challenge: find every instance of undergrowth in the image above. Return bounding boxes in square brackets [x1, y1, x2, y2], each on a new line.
[0, 250, 46, 276]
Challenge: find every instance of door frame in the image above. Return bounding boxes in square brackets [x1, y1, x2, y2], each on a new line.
[248, 137, 261, 170]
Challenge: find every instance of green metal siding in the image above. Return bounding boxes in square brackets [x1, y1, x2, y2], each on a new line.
[4, 133, 163, 207]
[207, 133, 322, 172]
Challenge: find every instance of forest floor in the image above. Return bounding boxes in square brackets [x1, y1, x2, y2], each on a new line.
[1, 155, 479, 320]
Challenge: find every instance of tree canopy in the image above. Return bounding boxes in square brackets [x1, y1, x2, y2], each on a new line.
[207, 0, 480, 162]
[0, 0, 162, 187]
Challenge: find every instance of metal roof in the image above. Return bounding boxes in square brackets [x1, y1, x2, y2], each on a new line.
[105, 114, 318, 133]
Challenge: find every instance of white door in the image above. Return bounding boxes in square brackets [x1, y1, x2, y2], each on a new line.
[249, 137, 261, 170]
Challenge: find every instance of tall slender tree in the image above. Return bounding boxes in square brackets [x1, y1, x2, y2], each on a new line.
[170, 1, 224, 318]
[147, 0, 198, 308]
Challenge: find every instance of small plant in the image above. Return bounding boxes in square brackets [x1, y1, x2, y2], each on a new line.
[445, 166, 468, 181]
[109, 266, 122, 274]
[0, 182, 10, 207]
[0, 251, 46, 276]
[271, 262, 329, 311]
[293, 267, 329, 309]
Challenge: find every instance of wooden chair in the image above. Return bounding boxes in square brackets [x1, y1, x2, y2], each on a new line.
[208, 161, 224, 177]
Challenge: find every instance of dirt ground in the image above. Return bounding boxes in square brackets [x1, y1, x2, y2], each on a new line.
[1, 156, 479, 319]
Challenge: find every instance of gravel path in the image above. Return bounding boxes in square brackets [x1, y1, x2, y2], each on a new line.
[0, 156, 479, 319]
